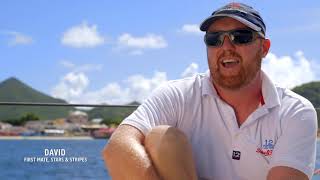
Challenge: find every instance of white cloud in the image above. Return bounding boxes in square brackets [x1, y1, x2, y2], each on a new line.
[51, 71, 168, 104]
[51, 72, 89, 101]
[61, 22, 105, 48]
[129, 50, 144, 56]
[180, 24, 203, 35]
[1, 31, 33, 46]
[82, 83, 130, 105]
[10, 33, 33, 45]
[51, 63, 199, 104]
[51, 53, 320, 105]
[126, 71, 168, 102]
[181, 62, 199, 78]
[118, 33, 167, 49]
[75, 64, 103, 72]
[60, 60, 75, 69]
[262, 51, 318, 88]
[59, 60, 103, 72]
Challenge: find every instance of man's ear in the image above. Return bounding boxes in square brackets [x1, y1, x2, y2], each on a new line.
[262, 39, 271, 58]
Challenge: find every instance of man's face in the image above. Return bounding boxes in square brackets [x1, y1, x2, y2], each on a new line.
[206, 17, 269, 90]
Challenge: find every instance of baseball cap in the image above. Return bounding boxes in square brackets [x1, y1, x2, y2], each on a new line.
[200, 2, 266, 37]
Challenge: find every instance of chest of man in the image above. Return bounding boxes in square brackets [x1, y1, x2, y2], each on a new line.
[178, 96, 281, 180]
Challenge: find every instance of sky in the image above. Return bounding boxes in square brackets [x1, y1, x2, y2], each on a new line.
[1, 0, 320, 105]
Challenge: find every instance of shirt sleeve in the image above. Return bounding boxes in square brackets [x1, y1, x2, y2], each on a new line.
[269, 104, 318, 179]
[120, 82, 183, 135]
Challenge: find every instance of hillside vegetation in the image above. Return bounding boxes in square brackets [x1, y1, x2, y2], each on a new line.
[292, 81, 320, 127]
[0, 77, 73, 121]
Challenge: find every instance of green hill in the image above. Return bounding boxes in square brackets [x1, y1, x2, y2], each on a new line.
[292, 81, 320, 127]
[292, 81, 320, 107]
[88, 101, 139, 125]
[0, 77, 73, 121]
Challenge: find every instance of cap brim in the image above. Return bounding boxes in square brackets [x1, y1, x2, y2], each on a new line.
[200, 14, 262, 33]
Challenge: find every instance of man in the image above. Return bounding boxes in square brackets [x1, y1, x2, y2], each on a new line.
[103, 2, 317, 180]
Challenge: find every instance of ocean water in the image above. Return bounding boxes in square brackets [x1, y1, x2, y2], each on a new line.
[314, 140, 320, 180]
[0, 139, 110, 180]
[0, 139, 319, 180]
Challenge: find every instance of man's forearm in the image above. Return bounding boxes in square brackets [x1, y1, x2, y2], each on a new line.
[102, 125, 161, 180]
[267, 166, 308, 180]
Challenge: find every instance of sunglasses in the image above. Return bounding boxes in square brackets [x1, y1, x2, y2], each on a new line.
[204, 29, 263, 47]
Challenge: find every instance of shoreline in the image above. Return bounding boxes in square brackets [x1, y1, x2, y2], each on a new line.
[1, 135, 319, 141]
[0, 136, 96, 140]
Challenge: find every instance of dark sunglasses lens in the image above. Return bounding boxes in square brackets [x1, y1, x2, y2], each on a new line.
[205, 33, 222, 46]
[232, 30, 254, 44]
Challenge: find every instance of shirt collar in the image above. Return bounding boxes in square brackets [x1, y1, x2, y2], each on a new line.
[260, 70, 281, 108]
[201, 70, 219, 98]
[201, 70, 281, 109]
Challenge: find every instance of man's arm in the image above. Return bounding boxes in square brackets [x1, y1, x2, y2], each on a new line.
[266, 104, 317, 179]
[102, 124, 160, 180]
[267, 166, 308, 180]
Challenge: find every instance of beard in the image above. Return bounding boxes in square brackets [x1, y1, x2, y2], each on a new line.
[209, 49, 262, 90]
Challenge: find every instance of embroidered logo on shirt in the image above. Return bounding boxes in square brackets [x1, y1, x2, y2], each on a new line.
[256, 139, 274, 156]
[232, 150, 241, 160]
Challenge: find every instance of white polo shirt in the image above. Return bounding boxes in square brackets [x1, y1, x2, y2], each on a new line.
[121, 71, 317, 180]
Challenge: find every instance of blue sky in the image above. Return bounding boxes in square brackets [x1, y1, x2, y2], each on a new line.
[1, 0, 320, 104]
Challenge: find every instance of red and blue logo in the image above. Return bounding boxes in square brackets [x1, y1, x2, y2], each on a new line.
[256, 139, 274, 156]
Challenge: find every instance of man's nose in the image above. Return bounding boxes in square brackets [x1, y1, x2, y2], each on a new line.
[221, 35, 235, 50]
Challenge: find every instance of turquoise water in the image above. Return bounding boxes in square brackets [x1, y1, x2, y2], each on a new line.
[0, 139, 319, 179]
